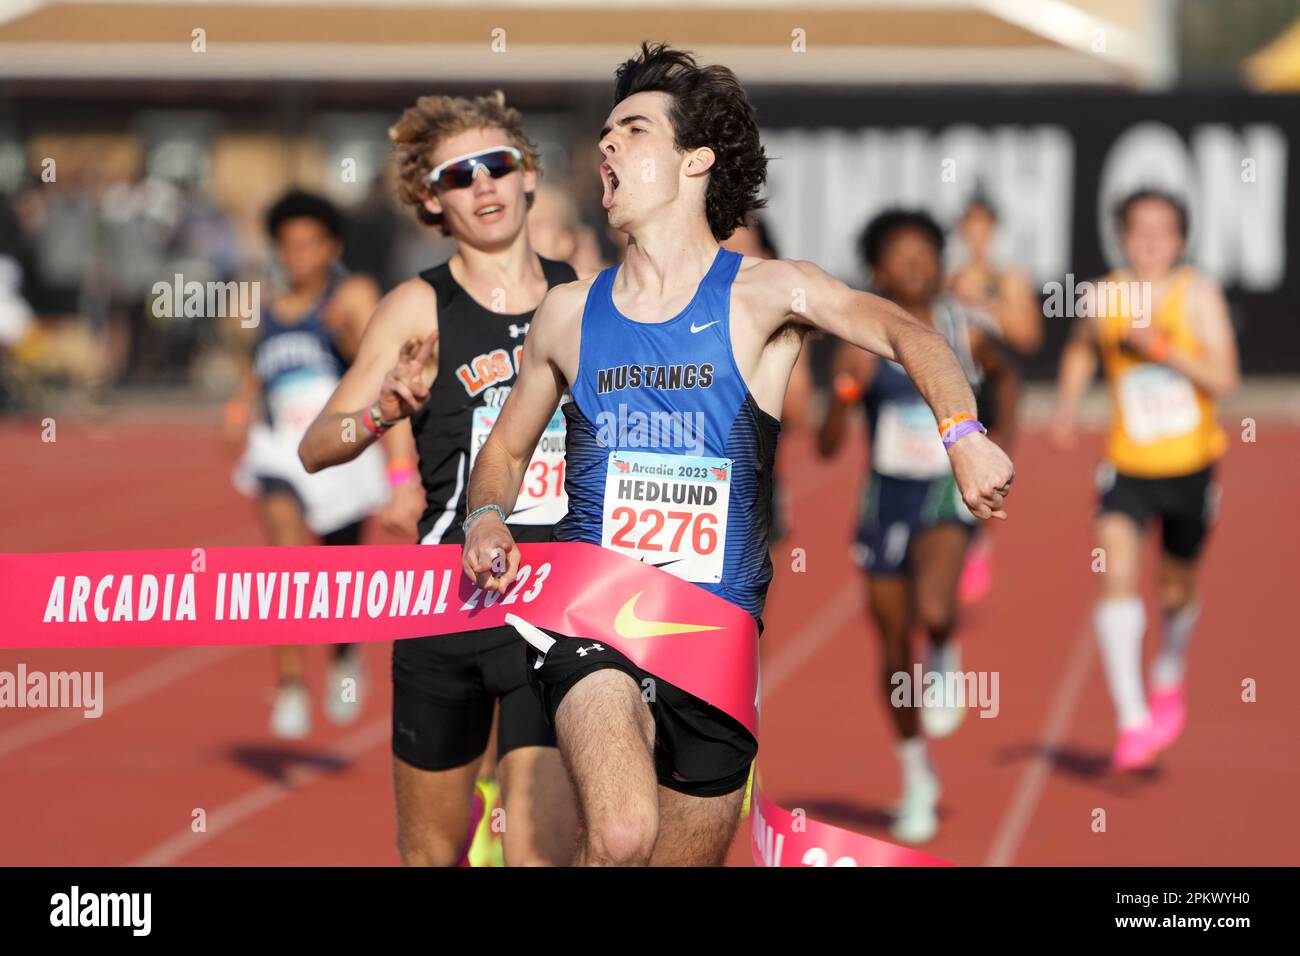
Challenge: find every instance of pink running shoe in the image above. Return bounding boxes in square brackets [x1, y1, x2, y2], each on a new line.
[959, 535, 993, 605]
[1111, 722, 1160, 772]
[1148, 683, 1187, 751]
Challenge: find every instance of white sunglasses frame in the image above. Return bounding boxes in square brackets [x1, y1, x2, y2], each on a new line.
[424, 146, 524, 189]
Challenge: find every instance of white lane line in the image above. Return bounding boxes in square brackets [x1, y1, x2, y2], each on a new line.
[982, 619, 1096, 867]
[762, 584, 863, 699]
[0, 645, 247, 760]
[129, 715, 390, 867]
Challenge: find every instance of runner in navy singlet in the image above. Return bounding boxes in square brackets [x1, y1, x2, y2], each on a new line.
[226, 191, 386, 739]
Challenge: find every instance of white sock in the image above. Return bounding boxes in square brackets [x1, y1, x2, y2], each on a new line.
[896, 736, 932, 788]
[1094, 597, 1148, 730]
[1151, 602, 1200, 689]
[925, 640, 960, 676]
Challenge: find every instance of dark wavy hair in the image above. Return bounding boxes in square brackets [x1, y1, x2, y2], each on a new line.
[266, 190, 343, 240]
[612, 42, 767, 242]
[858, 209, 945, 269]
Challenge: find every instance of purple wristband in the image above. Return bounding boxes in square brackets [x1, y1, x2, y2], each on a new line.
[942, 418, 987, 450]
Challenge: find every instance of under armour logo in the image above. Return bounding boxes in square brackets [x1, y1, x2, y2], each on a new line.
[508, 323, 529, 339]
[575, 643, 605, 657]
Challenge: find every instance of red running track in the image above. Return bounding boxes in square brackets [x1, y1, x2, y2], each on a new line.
[0, 412, 1294, 866]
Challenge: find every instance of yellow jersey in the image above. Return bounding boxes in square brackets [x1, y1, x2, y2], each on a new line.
[1096, 265, 1226, 477]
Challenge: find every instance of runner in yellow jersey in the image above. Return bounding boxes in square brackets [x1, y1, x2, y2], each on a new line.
[1051, 190, 1239, 771]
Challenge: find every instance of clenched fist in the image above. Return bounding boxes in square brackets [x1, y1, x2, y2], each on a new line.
[947, 431, 1015, 520]
[462, 511, 520, 595]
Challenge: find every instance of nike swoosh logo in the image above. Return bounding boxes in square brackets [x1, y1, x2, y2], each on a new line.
[689, 320, 719, 334]
[613, 590, 724, 639]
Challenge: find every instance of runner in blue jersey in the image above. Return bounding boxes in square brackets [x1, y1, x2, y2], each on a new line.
[226, 190, 387, 739]
[461, 43, 1016, 866]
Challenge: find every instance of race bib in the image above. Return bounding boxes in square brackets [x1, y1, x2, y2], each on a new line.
[1118, 364, 1200, 444]
[873, 401, 950, 480]
[266, 372, 337, 434]
[601, 450, 730, 584]
[471, 404, 568, 526]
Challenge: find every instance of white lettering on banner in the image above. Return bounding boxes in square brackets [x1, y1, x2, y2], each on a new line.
[601, 451, 730, 584]
[40, 564, 555, 625]
[751, 801, 785, 867]
[470, 404, 567, 525]
[1117, 364, 1201, 444]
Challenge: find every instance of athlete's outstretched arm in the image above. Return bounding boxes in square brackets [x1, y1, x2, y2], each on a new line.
[771, 259, 1015, 519]
[462, 285, 574, 593]
[1050, 314, 1099, 449]
[298, 278, 438, 473]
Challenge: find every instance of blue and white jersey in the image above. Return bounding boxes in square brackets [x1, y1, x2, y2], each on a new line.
[554, 248, 780, 623]
[252, 284, 346, 432]
[862, 296, 984, 481]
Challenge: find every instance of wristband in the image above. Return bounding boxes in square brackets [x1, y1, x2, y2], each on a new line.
[223, 399, 251, 428]
[937, 413, 976, 438]
[833, 373, 863, 405]
[462, 504, 506, 534]
[1147, 332, 1173, 363]
[362, 402, 393, 436]
[386, 457, 418, 488]
[941, 418, 987, 450]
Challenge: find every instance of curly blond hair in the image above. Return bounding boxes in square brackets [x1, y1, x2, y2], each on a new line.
[389, 90, 541, 235]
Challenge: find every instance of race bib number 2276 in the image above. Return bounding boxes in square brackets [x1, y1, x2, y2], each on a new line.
[601, 450, 731, 584]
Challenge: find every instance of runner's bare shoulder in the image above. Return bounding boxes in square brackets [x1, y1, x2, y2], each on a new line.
[526, 273, 597, 352]
[363, 275, 440, 347]
[731, 255, 831, 326]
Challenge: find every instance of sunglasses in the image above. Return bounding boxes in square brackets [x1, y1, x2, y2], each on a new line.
[424, 146, 524, 190]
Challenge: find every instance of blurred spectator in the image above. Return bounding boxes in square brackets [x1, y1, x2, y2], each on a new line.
[947, 197, 1042, 355]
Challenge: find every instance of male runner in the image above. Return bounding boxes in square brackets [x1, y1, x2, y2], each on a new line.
[458, 43, 1015, 866]
[297, 91, 578, 865]
[226, 190, 388, 739]
[817, 209, 1018, 843]
[1051, 189, 1237, 771]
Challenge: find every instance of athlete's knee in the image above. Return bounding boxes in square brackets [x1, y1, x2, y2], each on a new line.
[584, 811, 657, 866]
[916, 600, 956, 641]
[396, 829, 461, 867]
[1159, 578, 1196, 613]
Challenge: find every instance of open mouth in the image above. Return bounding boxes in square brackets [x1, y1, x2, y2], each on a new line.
[602, 164, 621, 209]
[475, 203, 505, 218]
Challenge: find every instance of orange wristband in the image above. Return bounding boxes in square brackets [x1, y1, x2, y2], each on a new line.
[937, 413, 975, 438]
[223, 399, 251, 428]
[834, 374, 863, 404]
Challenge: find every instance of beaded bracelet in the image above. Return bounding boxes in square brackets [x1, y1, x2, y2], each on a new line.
[462, 504, 506, 534]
